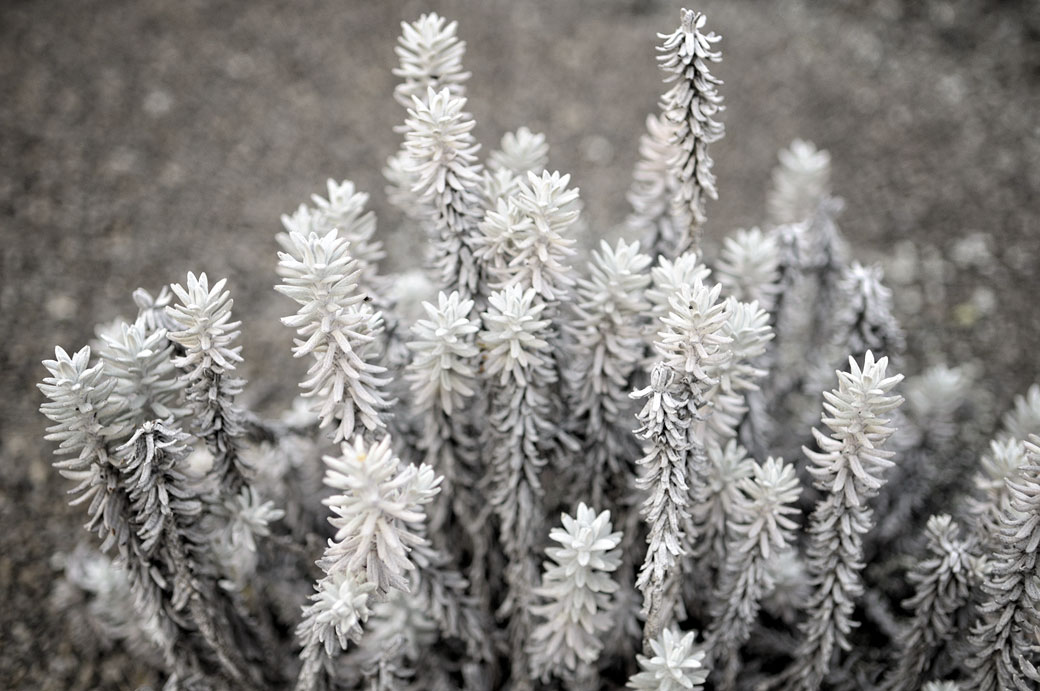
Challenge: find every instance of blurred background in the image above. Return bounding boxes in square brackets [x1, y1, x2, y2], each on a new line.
[2, 0, 1038, 687]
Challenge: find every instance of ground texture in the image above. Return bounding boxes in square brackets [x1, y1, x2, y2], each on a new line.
[2, 0, 1038, 688]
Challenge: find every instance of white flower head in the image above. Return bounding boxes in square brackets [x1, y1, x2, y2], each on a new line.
[656, 8, 724, 241]
[223, 486, 284, 555]
[279, 180, 384, 283]
[1001, 383, 1040, 442]
[578, 238, 653, 320]
[276, 228, 364, 324]
[276, 229, 390, 440]
[626, 112, 680, 241]
[39, 345, 123, 469]
[904, 364, 974, 430]
[132, 286, 180, 334]
[546, 503, 622, 581]
[501, 170, 581, 301]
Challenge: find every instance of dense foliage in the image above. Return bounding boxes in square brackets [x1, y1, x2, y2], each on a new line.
[40, 8, 1040, 691]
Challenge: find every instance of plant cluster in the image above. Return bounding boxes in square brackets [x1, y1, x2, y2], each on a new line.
[41, 8, 1040, 691]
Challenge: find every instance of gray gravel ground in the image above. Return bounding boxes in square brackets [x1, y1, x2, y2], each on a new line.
[2, 0, 1038, 688]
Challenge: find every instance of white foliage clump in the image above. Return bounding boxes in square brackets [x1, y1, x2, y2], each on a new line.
[279, 180, 385, 286]
[970, 437, 1031, 546]
[276, 228, 392, 442]
[715, 228, 782, 312]
[480, 283, 560, 682]
[691, 440, 754, 568]
[406, 291, 480, 533]
[626, 112, 681, 259]
[903, 364, 974, 446]
[481, 284, 552, 387]
[57, 545, 165, 658]
[529, 503, 623, 679]
[881, 515, 980, 691]
[489, 127, 549, 176]
[167, 272, 254, 493]
[39, 346, 122, 481]
[319, 435, 441, 596]
[98, 319, 185, 428]
[478, 170, 581, 304]
[1000, 383, 1040, 442]
[656, 9, 725, 254]
[707, 458, 800, 675]
[966, 435, 1040, 691]
[833, 262, 905, 363]
[571, 239, 652, 502]
[632, 364, 692, 639]
[407, 291, 479, 415]
[403, 87, 485, 300]
[784, 351, 904, 691]
[299, 570, 376, 656]
[39, 9, 1040, 691]
[628, 628, 710, 691]
[167, 272, 242, 378]
[695, 298, 772, 445]
[132, 285, 181, 335]
[212, 486, 284, 586]
[654, 281, 732, 386]
[768, 139, 832, 225]
[392, 13, 470, 107]
[646, 252, 712, 325]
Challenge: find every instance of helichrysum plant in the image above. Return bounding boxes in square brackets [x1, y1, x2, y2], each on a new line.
[41, 8, 1040, 691]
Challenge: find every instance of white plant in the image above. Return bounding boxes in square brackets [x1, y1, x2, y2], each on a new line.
[279, 180, 385, 288]
[392, 12, 470, 107]
[655, 9, 725, 255]
[488, 127, 549, 176]
[529, 503, 623, 680]
[965, 435, 1040, 691]
[767, 139, 832, 225]
[646, 251, 712, 324]
[167, 272, 253, 494]
[570, 238, 652, 505]
[706, 457, 801, 685]
[406, 291, 480, 532]
[628, 628, 709, 691]
[295, 435, 440, 690]
[782, 352, 905, 691]
[38, 8, 1040, 691]
[276, 228, 392, 442]
[403, 87, 485, 301]
[632, 364, 692, 644]
[97, 318, 184, 428]
[715, 228, 782, 312]
[626, 112, 681, 259]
